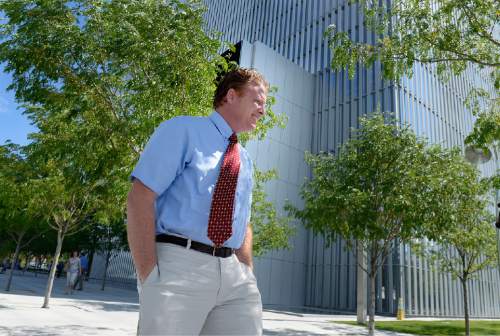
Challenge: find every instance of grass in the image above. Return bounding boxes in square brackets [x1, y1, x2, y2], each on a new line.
[335, 320, 500, 335]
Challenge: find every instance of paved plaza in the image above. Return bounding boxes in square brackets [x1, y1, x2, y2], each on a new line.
[0, 271, 414, 335]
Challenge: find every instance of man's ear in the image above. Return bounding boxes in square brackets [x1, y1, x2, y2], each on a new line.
[225, 88, 237, 104]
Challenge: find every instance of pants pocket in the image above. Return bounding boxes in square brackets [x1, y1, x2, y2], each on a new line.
[141, 264, 159, 286]
[240, 262, 257, 282]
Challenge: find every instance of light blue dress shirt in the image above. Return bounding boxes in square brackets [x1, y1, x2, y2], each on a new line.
[131, 111, 253, 249]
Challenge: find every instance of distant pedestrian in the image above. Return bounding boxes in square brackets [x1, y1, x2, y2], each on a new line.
[56, 260, 64, 278]
[65, 251, 81, 295]
[0, 258, 8, 273]
[74, 252, 88, 290]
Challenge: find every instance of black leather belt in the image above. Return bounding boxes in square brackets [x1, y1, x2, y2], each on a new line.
[155, 234, 234, 258]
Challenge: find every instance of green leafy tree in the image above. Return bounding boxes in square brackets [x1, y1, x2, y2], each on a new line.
[288, 113, 463, 336]
[24, 116, 114, 305]
[95, 219, 128, 290]
[0, 144, 46, 291]
[326, 0, 499, 150]
[251, 169, 295, 257]
[413, 168, 498, 336]
[0, 0, 283, 174]
[26, 153, 102, 308]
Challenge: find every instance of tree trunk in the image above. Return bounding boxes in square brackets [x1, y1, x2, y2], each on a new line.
[42, 228, 65, 308]
[87, 250, 95, 279]
[22, 252, 30, 274]
[101, 250, 111, 291]
[5, 234, 23, 291]
[367, 270, 376, 336]
[462, 278, 470, 336]
[356, 242, 367, 324]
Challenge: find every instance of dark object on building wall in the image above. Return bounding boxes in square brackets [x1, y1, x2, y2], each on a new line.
[496, 203, 500, 229]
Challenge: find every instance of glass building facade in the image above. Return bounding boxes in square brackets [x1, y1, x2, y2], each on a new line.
[203, 0, 500, 317]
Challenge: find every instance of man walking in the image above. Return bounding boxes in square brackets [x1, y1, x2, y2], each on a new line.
[75, 252, 88, 290]
[127, 68, 268, 335]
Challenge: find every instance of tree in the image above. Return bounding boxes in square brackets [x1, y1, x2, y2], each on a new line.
[94, 219, 128, 290]
[26, 154, 102, 308]
[251, 169, 295, 257]
[288, 113, 462, 336]
[413, 165, 498, 336]
[0, 0, 283, 173]
[326, 0, 499, 150]
[0, 143, 46, 291]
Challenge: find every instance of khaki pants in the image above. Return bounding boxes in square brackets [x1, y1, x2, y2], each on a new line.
[137, 243, 262, 336]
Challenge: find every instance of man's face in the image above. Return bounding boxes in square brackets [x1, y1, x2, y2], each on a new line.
[227, 82, 267, 133]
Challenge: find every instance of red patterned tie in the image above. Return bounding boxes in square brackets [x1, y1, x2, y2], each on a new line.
[207, 133, 240, 247]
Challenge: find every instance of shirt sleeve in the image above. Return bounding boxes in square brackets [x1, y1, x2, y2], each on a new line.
[131, 117, 190, 196]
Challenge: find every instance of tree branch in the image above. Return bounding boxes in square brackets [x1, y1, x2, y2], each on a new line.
[20, 228, 48, 250]
[459, 3, 500, 48]
[376, 31, 500, 67]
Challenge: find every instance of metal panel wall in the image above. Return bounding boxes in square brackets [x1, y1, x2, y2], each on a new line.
[396, 61, 500, 317]
[196, 0, 500, 316]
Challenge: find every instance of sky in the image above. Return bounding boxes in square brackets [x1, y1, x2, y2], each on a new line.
[0, 63, 38, 146]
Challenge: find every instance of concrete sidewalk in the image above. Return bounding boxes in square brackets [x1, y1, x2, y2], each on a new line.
[0, 271, 411, 335]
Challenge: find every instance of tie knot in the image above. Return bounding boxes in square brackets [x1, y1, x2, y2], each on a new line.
[229, 133, 238, 145]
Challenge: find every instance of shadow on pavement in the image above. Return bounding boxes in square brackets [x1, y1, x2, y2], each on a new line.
[264, 325, 368, 336]
[0, 325, 131, 336]
[63, 300, 139, 313]
[264, 329, 327, 336]
[263, 319, 371, 335]
[1, 272, 139, 313]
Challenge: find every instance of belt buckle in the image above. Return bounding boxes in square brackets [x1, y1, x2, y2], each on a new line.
[212, 245, 221, 257]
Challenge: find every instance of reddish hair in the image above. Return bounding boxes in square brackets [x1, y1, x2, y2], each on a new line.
[213, 68, 269, 109]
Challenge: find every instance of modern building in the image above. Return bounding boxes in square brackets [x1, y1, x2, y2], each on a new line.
[199, 0, 500, 318]
[91, 0, 499, 319]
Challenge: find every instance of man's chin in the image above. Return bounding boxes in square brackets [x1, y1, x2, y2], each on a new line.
[240, 123, 257, 133]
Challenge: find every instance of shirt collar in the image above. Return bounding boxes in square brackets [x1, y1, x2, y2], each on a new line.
[209, 111, 234, 140]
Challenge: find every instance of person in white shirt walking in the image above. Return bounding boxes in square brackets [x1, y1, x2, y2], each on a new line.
[65, 251, 81, 295]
